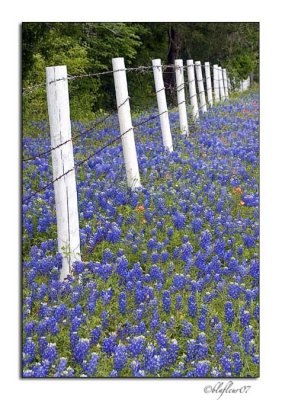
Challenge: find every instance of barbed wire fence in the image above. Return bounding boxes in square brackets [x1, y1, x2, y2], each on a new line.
[22, 57, 251, 280]
[22, 63, 237, 95]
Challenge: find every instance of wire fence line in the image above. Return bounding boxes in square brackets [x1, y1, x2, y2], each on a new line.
[22, 62, 221, 95]
[23, 107, 174, 204]
[21, 45, 256, 285]
[23, 87, 231, 204]
[23, 85, 229, 169]
[22, 77, 198, 163]
[22, 114, 113, 162]
[23, 85, 176, 163]
[22, 56, 252, 280]
[23, 64, 172, 94]
[23, 58, 242, 205]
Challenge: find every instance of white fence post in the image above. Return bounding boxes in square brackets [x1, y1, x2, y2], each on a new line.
[152, 59, 173, 151]
[222, 68, 229, 99]
[175, 59, 189, 136]
[243, 77, 250, 91]
[213, 64, 220, 102]
[46, 65, 81, 281]
[187, 59, 199, 120]
[218, 67, 226, 100]
[195, 61, 207, 113]
[112, 57, 141, 189]
[227, 71, 232, 92]
[204, 62, 213, 107]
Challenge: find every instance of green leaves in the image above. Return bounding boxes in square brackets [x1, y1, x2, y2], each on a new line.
[22, 23, 259, 136]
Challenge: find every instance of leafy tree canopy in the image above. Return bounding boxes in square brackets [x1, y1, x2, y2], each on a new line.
[22, 22, 259, 131]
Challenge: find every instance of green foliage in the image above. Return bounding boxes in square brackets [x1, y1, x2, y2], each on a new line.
[22, 22, 259, 136]
[171, 22, 259, 85]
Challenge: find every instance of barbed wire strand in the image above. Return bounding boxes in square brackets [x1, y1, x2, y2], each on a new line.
[23, 78, 197, 163]
[23, 67, 232, 170]
[22, 96, 133, 162]
[22, 63, 206, 94]
[23, 67, 229, 97]
[22, 114, 114, 162]
[23, 108, 170, 203]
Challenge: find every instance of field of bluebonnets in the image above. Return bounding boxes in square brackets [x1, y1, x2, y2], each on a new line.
[22, 90, 259, 378]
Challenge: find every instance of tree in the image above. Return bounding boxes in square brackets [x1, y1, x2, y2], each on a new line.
[22, 22, 259, 135]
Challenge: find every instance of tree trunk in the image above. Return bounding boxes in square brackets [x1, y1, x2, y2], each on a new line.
[165, 26, 180, 106]
[250, 71, 254, 87]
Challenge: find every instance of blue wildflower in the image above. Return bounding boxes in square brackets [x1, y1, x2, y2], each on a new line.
[128, 336, 146, 357]
[191, 217, 203, 233]
[233, 352, 242, 375]
[240, 308, 250, 327]
[73, 261, 85, 275]
[102, 334, 117, 355]
[101, 310, 109, 330]
[114, 344, 127, 371]
[43, 343, 57, 364]
[188, 295, 197, 318]
[84, 353, 99, 376]
[172, 274, 186, 291]
[23, 338, 36, 366]
[225, 301, 235, 324]
[118, 292, 127, 315]
[54, 358, 68, 377]
[90, 327, 101, 346]
[172, 211, 186, 230]
[74, 339, 90, 365]
[106, 223, 121, 243]
[215, 334, 224, 354]
[195, 361, 210, 377]
[228, 283, 241, 299]
[162, 290, 171, 313]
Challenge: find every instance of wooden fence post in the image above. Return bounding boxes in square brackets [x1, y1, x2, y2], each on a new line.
[195, 61, 207, 113]
[152, 59, 173, 151]
[187, 59, 199, 120]
[46, 65, 81, 281]
[112, 57, 141, 189]
[250, 72, 254, 87]
[213, 64, 220, 102]
[227, 71, 232, 92]
[175, 59, 189, 136]
[205, 62, 213, 107]
[218, 66, 226, 100]
[222, 68, 229, 99]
